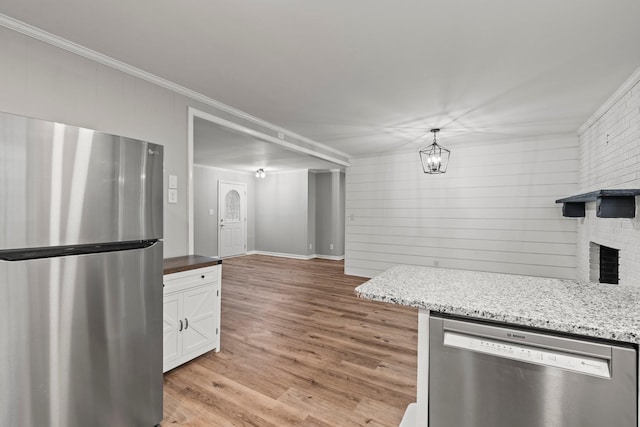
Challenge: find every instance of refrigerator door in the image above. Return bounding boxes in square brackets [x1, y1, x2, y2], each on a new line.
[0, 242, 163, 427]
[0, 112, 163, 250]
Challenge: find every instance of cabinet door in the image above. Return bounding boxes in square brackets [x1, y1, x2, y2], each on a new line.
[163, 293, 182, 370]
[182, 285, 217, 356]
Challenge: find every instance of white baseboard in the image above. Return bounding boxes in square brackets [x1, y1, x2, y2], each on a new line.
[314, 254, 345, 261]
[399, 403, 417, 427]
[219, 252, 252, 259]
[249, 251, 344, 261]
[253, 251, 314, 260]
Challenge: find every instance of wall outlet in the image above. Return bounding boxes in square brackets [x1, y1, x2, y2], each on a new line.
[168, 174, 178, 189]
[208, 209, 215, 216]
[309, 243, 313, 250]
[330, 244, 334, 250]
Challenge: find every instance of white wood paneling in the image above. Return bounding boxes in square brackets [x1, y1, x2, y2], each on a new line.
[347, 226, 574, 244]
[345, 134, 579, 279]
[346, 234, 575, 255]
[345, 257, 576, 280]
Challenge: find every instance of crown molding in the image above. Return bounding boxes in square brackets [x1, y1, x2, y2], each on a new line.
[0, 13, 351, 161]
[578, 65, 640, 136]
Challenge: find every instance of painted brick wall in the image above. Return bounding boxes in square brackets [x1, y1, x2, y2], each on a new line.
[577, 74, 640, 285]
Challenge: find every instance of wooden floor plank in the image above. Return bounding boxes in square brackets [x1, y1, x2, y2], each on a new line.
[162, 255, 417, 426]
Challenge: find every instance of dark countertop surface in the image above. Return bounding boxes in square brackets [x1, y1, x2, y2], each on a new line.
[163, 255, 222, 275]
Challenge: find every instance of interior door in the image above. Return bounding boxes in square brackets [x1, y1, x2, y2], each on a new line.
[218, 181, 247, 257]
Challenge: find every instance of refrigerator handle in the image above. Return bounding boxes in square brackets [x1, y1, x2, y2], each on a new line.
[185, 318, 189, 329]
[178, 320, 183, 332]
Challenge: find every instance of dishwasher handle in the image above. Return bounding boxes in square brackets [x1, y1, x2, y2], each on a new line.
[443, 330, 612, 378]
[442, 317, 612, 360]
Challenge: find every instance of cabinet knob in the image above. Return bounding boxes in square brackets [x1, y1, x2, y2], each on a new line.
[201, 275, 205, 279]
[178, 320, 183, 332]
[185, 318, 189, 329]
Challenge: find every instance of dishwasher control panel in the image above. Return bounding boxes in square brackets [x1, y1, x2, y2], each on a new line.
[444, 331, 611, 378]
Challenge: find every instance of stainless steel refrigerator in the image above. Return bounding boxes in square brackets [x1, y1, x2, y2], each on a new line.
[0, 112, 164, 426]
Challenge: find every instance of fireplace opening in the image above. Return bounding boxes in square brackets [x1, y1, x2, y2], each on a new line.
[599, 245, 619, 284]
[590, 242, 619, 284]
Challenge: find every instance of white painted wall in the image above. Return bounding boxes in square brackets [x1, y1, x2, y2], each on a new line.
[0, 27, 185, 256]
[345, 135, 579, 279]
[315, 171, 346, 258]
[335, 171, 346, 256]
[576, 73, 640, 285]
[0, 25, 278, 258]
[308, 172, 317, 256]
[316, 172, 333, 256]
[193, 165, 256, 257]
[255, 170, 311, 257]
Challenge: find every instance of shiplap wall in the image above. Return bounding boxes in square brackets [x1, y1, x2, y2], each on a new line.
[577, 76, 640, 285]
[345, 134, 580, 279]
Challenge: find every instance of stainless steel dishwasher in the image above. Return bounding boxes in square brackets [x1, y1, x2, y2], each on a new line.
[429, 314, 638, 427]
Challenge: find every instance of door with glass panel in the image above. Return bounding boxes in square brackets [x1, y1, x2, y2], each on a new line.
[218, 181, 247, 257]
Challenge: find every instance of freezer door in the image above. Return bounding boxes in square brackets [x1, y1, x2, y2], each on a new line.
[0, 242, 163, 427]
[0, 112, 163, 250]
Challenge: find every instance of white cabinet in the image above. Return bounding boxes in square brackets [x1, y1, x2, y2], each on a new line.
[162, 264, 221, 372]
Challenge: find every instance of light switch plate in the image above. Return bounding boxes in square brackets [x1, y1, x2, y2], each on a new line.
[168, 189, 178, 204]
[168, 175, 178, 189]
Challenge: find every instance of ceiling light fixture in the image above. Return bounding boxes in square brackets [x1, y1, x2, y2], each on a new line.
[255, 168, 266, 178]
[419, 129, 450, 174]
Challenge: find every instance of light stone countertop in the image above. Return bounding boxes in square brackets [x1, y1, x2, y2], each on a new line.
[355, 265, 640, 344]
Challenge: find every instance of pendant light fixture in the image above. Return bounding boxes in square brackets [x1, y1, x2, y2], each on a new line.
[255, 168, 266, 178]
[419, 129, 450, 174]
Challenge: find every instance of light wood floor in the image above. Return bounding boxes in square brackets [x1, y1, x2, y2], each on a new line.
[162, 255, 418, 426]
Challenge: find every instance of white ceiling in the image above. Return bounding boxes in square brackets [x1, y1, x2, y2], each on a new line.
[2, 1, 640, 169]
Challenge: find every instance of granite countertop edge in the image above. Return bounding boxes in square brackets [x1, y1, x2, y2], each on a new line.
[355, 265, 640, 344]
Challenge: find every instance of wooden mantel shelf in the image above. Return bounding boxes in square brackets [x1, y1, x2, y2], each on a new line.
[555, 189, 640, 218]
